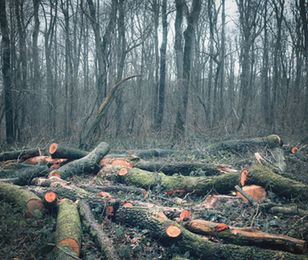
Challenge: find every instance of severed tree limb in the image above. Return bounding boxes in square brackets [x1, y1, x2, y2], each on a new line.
[0, 148, 43, 162]
[0, 182, 43, 217]
[115, 206, 304, 259]
[103, 166, 240, 196]
[134, 160, 227, 176]
[50, 142, 110, 179]
[79, 75, 142, 149]
[49, 143, 88, 160]
[0, 164, 49, 185]
[246, 164, 308, 201]
[55, 199, 82, 258]
[78, 200, 120, 260]
[185, 219, 307, 254]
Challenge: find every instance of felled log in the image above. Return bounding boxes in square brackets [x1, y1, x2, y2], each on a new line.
[207, 134, 283, 154]
[49, 143, 88, 160]
[185, 219, 307, 254]
[105, 167, 239, 196]
[244, 164, 308, 201]
[78, 200, 120, 260]
[50, 142, 110, 179]
[134, 160, 228, 176]
[115, 206, 304, 259]
[55, 199, 81, 258]
[269, 205, 308, 217]
[0, 182, 43, 217]
[0, 148, 42, 162]
[31, 176, 70, 187]
[0, 164, 49, 185]
[80, 184, 147, 197]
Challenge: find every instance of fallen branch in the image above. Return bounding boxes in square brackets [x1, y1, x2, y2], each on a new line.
[78, 200, 120, 260]
[185, 219, 307, 254]
[50, 142, 110, 179]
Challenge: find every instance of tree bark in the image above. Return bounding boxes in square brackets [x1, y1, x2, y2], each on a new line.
[0, 0, 14, 144]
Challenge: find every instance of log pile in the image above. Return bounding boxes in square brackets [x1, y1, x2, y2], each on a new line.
[0, 134, 308, 259]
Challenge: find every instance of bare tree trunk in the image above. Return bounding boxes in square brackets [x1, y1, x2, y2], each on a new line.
[155, 0, 167, 131]
[0, 0, 14, 144]
[32, 0, 41, 128]
[174, 0, 201, 139]
[115, 0, 126, 137]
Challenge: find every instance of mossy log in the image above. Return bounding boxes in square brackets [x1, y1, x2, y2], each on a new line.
[0, 148, 42, 162]
[55, 199, 82, 257]
[78, 200, 120, 260]
[49, 143, 88, 160]
[134, 160, 226, 176]
[0, 182, 43, 217]
[106, 167, 239, 195]
[115, 206, 304, 260]
[185, 219, 307, 254]
[50, 142, 110, 179]
[246, 164, 308, 201]
[0, 164, 49, 185]
[207, 134, 283, 154]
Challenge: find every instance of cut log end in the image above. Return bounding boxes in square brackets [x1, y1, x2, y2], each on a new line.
[118, 168, 128, 176]
[291, 147, 298, 154]
[240, 169, 249, 186]
[50, 171, 61, 178]
[49, 143, 58, 155]
[166, 225, 181, 238]
[45, 191, 57, 203]
[122, 202, 133, 208]
[58, 238, 80, 256]
[26, 198, 43, 217]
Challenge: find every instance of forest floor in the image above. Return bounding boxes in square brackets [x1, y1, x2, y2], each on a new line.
[0, 135, 308, 260]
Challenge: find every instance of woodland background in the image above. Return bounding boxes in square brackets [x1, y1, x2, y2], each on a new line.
[0, 0, 307, 147]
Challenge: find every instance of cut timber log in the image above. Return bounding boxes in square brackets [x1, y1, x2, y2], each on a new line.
[246, 164, 308, 201]
[55, 199, 81, 257]
[78, 200, 120, 260]
[115, 206, 304, 259]
[185, 219, 307, 254]
[106, 167, 239, 195]
[49, 143, 88, 160]
[0, 182, 43, 217]
[44, 191, 58, 213]
[50, 142, 110, 179]
[0, 164, 49, 185]
[134, 160, 226, 176]
[0, 148, 42, 161]
[207, 134, 283, 154]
